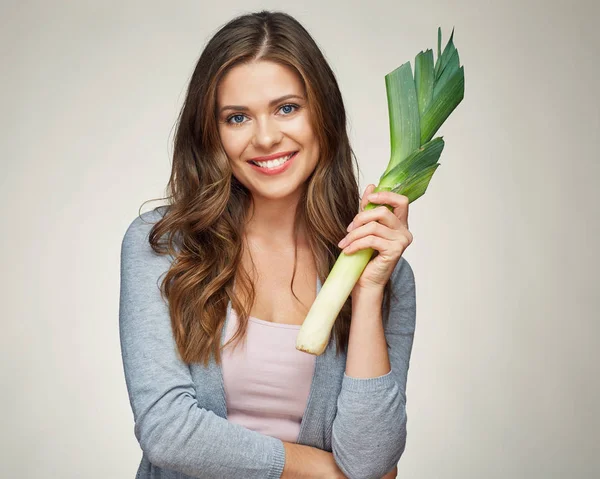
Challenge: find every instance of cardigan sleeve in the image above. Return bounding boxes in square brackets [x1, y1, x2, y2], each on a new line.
[118, 211, 286, 479]
[331, 257, 417, 479]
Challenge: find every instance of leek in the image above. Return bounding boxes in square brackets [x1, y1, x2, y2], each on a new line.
[296, 27, 465, 355]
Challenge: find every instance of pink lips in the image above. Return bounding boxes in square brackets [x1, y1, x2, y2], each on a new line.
[248, 152, 297, 175]
[248, 150, 297, 162]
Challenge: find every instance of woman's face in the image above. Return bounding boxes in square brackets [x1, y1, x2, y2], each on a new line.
[216, 60, 320, 202]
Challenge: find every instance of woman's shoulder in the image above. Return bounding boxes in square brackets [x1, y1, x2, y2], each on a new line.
[122, 205, 169, 242]
[120, 205, 173, 263]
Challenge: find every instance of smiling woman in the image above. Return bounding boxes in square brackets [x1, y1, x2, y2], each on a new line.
[119, 9, 413, 479]
[216, 60, 320, 201]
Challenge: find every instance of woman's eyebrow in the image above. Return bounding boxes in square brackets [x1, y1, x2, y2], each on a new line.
[219, 94, 305, 113]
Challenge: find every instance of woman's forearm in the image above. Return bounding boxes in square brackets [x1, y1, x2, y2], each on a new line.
[282, 291, 396, 478]
[345, 287, 390, 378]
[281, 441, 397, 478]
[281, 442, 345, 478]
[382, 466, 398, 478]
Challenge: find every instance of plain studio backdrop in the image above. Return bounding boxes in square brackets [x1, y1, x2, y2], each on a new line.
[2, 0, 598, 477]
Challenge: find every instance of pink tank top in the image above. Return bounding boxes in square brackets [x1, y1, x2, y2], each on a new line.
[221, 308, 316, 443]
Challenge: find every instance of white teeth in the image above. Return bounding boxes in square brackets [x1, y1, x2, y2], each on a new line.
[252, 153, 294, 169]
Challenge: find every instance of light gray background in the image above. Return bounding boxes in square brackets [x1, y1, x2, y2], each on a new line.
[2, 0, 598, 477]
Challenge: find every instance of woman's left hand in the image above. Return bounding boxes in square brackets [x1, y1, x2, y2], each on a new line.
[337, 184, 413, 294]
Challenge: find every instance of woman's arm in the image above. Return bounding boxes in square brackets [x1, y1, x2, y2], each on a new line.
[382, 466, 398, 478]
[345, 286, 390, 378]
[331, 258, 416, 479]
[282, 442, 398, 479]
[282, 442, 346, 478]
[119, 212, 287, 479]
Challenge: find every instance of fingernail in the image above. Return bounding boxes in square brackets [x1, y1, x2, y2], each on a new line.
[368, 193, 378, 200]
[347, 222, 353, 232]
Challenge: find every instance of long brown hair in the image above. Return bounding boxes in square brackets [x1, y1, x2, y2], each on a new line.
[140, 10, 394, 367]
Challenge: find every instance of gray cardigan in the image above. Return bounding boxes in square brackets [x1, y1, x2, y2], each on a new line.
[119, 208, 417, 479]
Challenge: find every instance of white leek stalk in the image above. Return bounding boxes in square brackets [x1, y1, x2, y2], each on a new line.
[296, 27, 465, 355]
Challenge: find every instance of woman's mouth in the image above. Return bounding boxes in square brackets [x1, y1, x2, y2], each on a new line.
[247, 151, 297, 175]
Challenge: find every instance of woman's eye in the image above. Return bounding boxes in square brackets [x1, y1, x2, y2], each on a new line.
[228, 114, 246, 125]
[280, 104, 297, 114]
[225, 103, 299, 127]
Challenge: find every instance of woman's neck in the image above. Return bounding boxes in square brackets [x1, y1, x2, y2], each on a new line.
[244, 191, 306, 246]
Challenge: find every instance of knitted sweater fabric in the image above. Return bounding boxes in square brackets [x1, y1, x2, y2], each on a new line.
[118, 207, 417, 479]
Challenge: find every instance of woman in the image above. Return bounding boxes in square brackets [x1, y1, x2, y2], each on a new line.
[119, 10, 416, 479]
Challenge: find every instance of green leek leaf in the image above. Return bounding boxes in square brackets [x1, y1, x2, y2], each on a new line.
[296, 28, 465, 355]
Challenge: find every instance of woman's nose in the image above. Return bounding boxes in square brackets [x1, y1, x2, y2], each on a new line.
[252, 117, 283, 149]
